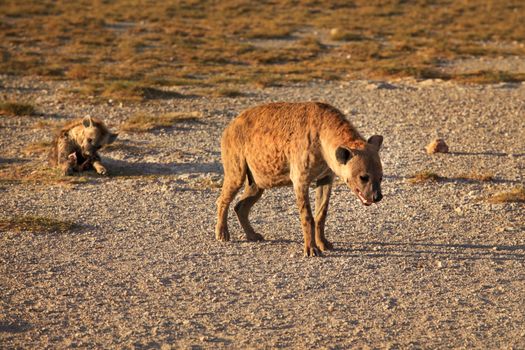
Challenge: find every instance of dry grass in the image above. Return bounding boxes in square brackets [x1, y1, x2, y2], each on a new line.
[458, 172, 495, 182]
[329, 28, 365, 42]
[1, 1, 524, 99]
[0, 216, 79, 234]
[190, 177, 223, 190]
[121, 111, 202, 132]
[409, 171, 496, 184]
[408, 171, 443, 184]
[0, 101, 36, 116]
[23, 140, 51, 157]
[487, 187, 525, 204]
[0, 162, 90, 186]
[31, 119, 63, 130]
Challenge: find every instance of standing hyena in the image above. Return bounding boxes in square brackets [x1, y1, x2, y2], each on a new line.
[216, 102, 384, 257]
[49, 116, 118, 176]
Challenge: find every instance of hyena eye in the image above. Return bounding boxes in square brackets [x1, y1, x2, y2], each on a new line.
[87, 138, 93, 143]
[360, 175, 369, 182]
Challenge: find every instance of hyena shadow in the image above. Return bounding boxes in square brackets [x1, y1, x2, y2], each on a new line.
[102, 157, 222, 177]
[331, 241, 525, 262]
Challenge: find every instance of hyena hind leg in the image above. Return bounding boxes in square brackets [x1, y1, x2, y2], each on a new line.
[215, 169, 245, 242]
[234, 179, 264, 241]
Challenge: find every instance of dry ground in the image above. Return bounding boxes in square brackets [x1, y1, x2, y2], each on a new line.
[1, 1, 525, 348]
[1, 74, 524, 349]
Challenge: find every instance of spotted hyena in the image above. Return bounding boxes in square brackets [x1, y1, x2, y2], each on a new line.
[49, 116, 117, 176]
[216, 102, 383, 257]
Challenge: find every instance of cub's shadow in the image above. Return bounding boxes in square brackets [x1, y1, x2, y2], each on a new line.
[331, 241, 525, 261]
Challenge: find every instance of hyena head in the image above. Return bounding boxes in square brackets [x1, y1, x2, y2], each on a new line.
[335, 135, 383, 206]
[80, 116, 118, 157]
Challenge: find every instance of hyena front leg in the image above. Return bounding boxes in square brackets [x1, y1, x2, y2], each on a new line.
[314, 175, 334, 251]
[92, 159, 107, 175]
[292, 180, 321, 257]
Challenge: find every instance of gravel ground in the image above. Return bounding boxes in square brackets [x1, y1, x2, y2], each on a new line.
[1, 76, 524, 349]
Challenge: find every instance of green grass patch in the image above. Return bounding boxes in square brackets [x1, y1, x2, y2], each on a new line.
[0, 216, 79, 234]
[0, 0, 524, 96]
[458, 172, 494, 182]
[329, 28, 365, 42]
[0, 101, 36, 116]
[457, 70, 525, 84]
[408, 171, 442, 184]
[487, 187, 525, 204]
[0, 162, 91, 186]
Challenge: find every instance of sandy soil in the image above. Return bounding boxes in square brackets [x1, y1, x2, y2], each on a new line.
[1, 76, 524, 349]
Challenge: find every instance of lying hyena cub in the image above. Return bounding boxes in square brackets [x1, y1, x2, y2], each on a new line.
[216, 102, 383, 257]
[49, 116, 118, 176]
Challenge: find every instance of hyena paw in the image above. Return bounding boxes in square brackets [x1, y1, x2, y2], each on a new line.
[316, 239, 334, 251]
[96, 167, 108, 175]
[303, 245, 322, 257]
[246, 232, 264, 242]
[216, 228, 230, 242]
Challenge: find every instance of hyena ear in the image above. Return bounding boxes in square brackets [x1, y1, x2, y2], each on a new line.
[108, 133, 118, 144]
[367, 135, 383, 150]
[82, 116, 93, 128]
[335, 146, 353, 165]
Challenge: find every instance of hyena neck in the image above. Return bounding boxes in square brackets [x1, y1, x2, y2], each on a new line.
[66, 125, 85, 150]
[319, 116, 366, 173]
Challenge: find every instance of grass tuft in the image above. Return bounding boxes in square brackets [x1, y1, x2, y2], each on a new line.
[23, 140, 51, 156]
[458, 172, 494, 182]
[0, 101, 36, 116]
[0, 162, 90, 185]
[121, 111, 202, 132]
[487, 187, 525, 204]
[329, 28, 365, 42]
[0, 216, 79, 234]
[408, 171, 442, 184]
[190, 177, 223, 190]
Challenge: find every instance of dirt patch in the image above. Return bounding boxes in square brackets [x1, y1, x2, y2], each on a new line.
[0, 75, 524, 348]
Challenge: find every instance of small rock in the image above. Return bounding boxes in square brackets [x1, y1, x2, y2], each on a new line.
[426, 138, 449, 154]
